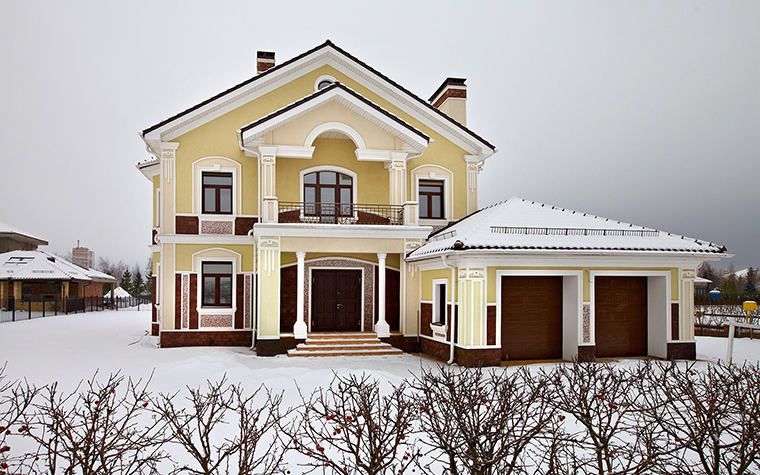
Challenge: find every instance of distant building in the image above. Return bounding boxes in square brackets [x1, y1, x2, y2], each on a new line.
[72, 245, 95, 269]
[0, 221, 48, 252]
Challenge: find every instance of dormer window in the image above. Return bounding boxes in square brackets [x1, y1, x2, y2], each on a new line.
[317, 80, 333, 90]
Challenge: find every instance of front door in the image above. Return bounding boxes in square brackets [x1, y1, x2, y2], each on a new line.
[311, 269, 362, 332]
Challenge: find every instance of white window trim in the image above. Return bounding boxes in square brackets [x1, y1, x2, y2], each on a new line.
[192, 157, 242, 217]
[193, 249, 242, 317]
[411, 164, 453, 223]
[431, 279, 448, 336]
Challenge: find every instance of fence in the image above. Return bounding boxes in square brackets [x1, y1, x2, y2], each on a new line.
[694, 302, 760, 338]
[0, 295, 151, 323]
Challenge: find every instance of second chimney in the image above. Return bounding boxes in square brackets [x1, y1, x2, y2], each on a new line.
[257, 51, 276, 74]
[429, 77, 467, 126]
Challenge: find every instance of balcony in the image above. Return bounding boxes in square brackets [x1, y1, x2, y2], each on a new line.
[278, 202, 404, 225]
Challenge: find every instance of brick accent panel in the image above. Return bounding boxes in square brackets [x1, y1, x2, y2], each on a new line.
[667, 342, 696, 360]
[174, 274, 182, 329]
[257, 338, 299, 356]
[421, 337, 450, 362]
[176, 216, 199, 234]
[380, 335, 417, 353]
[160, 330, 252, 348]
[84, 282, 103, 298]
[235, 217, 258, 235]
[280, 266, 297, 333]
[151, 323, 159, 337]
[487, 305, 496, 346]
[235, 275, 244, 329]
[454, 347, 501, 367]
[671, 303, 680, 340]
[420, 302, 432, 337]
[577, 345, 595, 362]
[432, 88, 467, 108]
[189, 274, 198, 329]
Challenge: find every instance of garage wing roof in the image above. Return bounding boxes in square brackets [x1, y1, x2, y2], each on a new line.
[408, 197, 727, 260]
[0, 250, 116, 283]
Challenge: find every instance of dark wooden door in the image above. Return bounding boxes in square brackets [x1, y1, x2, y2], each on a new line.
[312, 270, 361, 332]
[595, 276, 648, 357]
[501, 276, 563, 361]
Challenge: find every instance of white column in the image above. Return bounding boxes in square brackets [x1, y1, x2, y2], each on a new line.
[293, 252, 307, 339]
[375, 253, 390, 337]
[259, 146, 278, 223]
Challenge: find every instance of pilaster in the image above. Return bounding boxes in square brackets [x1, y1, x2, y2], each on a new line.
[457, 268, 486, 347]
[680, 268, 696, 340]
[464, 155, 481, 215]
[160, 142, 180, 234]
[257, 237, 281, 339]
[388, 152, 407, 207]
[259, 146, 278, 223]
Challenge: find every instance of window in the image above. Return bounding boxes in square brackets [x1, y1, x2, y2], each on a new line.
[202, 262, 233, 307]
[202, 173, 232, 214]
[317, 80, 333, 90]
[433, 282, 447, 325]
[303, 171, 353, 222]
[419, 180, 444, 219]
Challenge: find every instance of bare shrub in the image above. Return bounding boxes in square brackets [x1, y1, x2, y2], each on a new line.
[19, 372, 166, 475]
[283, 372, 419, 475]
[411, 365, 554, 475]
[644, 361, 760, 475]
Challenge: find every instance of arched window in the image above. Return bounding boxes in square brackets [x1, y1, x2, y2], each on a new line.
[303, 171, 353, 222]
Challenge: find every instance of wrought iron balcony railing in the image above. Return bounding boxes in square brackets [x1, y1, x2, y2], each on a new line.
[278, 202, 404, 225]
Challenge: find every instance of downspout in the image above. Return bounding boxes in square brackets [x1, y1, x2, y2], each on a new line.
[441, 255, 456, 364]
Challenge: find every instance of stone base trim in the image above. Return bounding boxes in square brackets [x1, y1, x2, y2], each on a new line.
[380, 335, 417, 353]
[667, 342, 696, 360]
[160, 330, 252, 348]
[577, 345, 595, 362]
[257, 337, 301, 356]
[420, 337, 450, 362]
[454, 347, 501, 367]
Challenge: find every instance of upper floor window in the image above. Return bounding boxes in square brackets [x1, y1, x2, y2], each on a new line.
[201, 262, 232, 307]
[304, 171, 353, 220]
[202, 172, 232, 214]
[419, 180, 444, 219]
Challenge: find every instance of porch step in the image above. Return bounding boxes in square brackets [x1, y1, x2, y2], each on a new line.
[287, 332, 403, 358]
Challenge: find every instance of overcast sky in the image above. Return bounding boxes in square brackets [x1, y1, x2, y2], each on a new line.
[1, 1, 757, 270]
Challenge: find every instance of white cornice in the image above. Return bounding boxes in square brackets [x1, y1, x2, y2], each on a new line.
[253, 223, 432, 240]
[136, 160, 160, 180]
[156, 234, 253, 245]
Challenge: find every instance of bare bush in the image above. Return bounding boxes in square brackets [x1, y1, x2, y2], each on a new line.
[411, 366, 554, 475]
[19, 372, 166, 475]
[283, 372, 418, 475]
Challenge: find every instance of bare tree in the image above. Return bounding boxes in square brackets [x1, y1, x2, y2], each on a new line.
[411, 366, 553, 475]
[283, 372, 419, 475]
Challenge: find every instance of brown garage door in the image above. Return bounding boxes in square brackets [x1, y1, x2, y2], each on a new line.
[595, 276, 647, 357]
[501, 276, 563, 360]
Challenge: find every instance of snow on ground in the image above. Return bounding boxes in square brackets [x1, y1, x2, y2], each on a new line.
[0, 308, 758, 400]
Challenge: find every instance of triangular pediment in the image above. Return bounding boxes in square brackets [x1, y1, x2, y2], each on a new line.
[140, 40, 496, 159]
[237, 82, 429, 159]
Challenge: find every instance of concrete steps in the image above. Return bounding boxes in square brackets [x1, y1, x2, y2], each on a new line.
[287, 332, 403, 357]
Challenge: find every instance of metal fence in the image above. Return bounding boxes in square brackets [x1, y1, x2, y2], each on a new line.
[0, 295, 151, 323]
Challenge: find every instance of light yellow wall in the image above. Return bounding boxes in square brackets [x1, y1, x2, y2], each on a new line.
[174, 244, 255, 273]
[420, 268, 452, 301]
[275, 138, 389, 204]
[167, 64, 473, 220]
[280, 236, 405, 254]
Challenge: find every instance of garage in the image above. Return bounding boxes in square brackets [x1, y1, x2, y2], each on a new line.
[595, 276, 648, 357]
[501, 276, 563, 360]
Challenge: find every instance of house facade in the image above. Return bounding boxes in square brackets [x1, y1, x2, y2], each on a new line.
[139, 41, 727, 365]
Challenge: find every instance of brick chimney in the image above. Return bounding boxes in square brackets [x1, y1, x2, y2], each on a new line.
[429, 77, 467, 126]
[257, 51, 275, 74]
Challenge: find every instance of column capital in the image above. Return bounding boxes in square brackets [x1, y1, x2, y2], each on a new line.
[296, 251, 306, 259]
[258, 145, 278, 157]
[377, 252, 387, 260]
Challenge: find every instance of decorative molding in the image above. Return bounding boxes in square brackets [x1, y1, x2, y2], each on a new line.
[200, 314, 234, 328]
[259, 238, 280, 277]
[583, 303, 591, 343]
[681, 269, 696, 280]
[201, 220, 233, 235]
[181, 273, 190, 329]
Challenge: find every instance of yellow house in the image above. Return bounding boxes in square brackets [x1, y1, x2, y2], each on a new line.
[138, 41, 727, 365]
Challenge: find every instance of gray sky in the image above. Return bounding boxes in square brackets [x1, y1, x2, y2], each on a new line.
[1, 1, 758, 270]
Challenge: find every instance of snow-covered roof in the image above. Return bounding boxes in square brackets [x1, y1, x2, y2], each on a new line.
[105, 286, 132, 298]
[694, 276, 713, 284]
[408, 197, 727, 260]
[0, 221, 48, 246]
[0, 250, 116, 283]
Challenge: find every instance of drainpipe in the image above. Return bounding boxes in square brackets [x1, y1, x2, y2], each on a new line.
[441, 255, 456, 364]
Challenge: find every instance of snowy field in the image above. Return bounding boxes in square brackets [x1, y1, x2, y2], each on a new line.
[0, 308, 757, 396]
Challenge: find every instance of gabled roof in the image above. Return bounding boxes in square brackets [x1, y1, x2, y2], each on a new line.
[141, 40, 496, 158]
[237, 82, 430, 156]
[0, 221, 48, 247]
[408, 197, 727, 260]
[0, 250, 116, 283]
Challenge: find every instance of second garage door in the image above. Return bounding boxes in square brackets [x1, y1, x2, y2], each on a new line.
[501, 276, 563, 361]
[595, 276, 648, 357]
